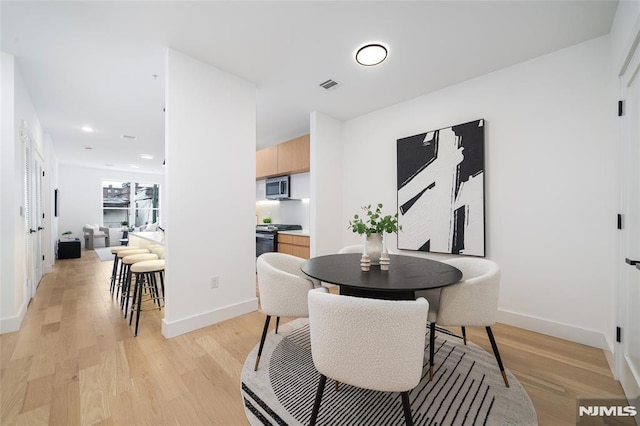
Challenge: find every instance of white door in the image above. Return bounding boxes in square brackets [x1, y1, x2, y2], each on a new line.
[21, 123, 44, 300]
[618, 25, 640, 407]
[33, 156, 44, 292]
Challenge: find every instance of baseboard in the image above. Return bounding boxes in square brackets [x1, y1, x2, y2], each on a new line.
[162, 297, 259, 338]
[0, 299, 28, 334]
[496, 309, 607, 349]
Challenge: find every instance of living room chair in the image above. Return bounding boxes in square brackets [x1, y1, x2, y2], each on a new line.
[307, 289, 429, 426]
[254, 252, 324, 371]
[83, 225, 110, 249]
[426, 257, 509, 387]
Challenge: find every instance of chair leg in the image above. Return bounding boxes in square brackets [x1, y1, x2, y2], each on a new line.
[254, 315, 272, 371]
[485, 326, 509, 387]
[401, 391, 414, 426]
[275, 316, 280, 334]
[310, 374, 326, 426]
[461, 326, 467, 345]
[429, 322, 436, 380]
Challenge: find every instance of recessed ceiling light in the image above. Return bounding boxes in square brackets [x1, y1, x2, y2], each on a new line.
[139, 154, 154, 160]
[81, 125, 94, 132]
[121, 134, 136, 140]
[355, 43, 388, 66]
[129, 164, 140, 169]
[105, 164, 114, 167]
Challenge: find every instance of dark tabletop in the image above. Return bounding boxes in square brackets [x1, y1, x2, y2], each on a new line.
[301, 253, 462, 299]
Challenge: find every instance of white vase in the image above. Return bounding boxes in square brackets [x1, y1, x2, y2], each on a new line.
[366, 233, 383, 265]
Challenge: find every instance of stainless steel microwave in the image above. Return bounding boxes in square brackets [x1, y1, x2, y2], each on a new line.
[266, 175, 290, 199]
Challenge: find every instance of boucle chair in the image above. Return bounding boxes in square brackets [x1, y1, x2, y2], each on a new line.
[254, 252, 324, 371]
[83, 225, 110, 249]
[307, 289, 429, 426]
[426, 257, 509, 387]
[337, 244, 364, 254]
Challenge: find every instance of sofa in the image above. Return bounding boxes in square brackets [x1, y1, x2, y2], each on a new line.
[83, 225, 110, 249]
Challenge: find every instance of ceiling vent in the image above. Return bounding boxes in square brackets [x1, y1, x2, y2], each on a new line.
[319, 79, 339, 91]
[121, 134, 136, 140]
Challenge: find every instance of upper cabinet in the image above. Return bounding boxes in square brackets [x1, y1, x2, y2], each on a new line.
[256, 145, 278, 178]
[256, 134, 310, 180]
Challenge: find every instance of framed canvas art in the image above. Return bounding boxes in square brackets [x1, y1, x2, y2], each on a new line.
[396, 119, 485, 256]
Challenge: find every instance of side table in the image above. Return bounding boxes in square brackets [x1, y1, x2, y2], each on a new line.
[58, 238, 81, 259]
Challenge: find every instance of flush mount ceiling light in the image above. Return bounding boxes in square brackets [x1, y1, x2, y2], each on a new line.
[355, 43, 388, 66]
[139, 154, 154, 160]
[81, 125, 93, 132]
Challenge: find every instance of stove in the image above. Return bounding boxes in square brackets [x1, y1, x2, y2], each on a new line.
[256, 224, 303, 233]
[256, 224, 302, 257]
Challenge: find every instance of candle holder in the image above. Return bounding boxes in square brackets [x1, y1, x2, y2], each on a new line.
[360, 254, 371, 272]
[379, 252, 390, 271]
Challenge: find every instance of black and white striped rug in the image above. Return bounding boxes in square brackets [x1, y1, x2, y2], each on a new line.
[241, 318, 537, 426]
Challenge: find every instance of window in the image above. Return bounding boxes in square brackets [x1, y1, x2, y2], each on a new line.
[102, 181, 161, 228]
[102, 181, 130, 228]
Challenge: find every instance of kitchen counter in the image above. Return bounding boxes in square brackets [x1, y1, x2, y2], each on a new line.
[129, 231, 165, 247]
[278, 230, 310, 237]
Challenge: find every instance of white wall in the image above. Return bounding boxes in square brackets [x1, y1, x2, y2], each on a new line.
[310, 112, 344, 257]
[163, 49, 257, 337]
[57, 165, 164, 247]
[1, 53, 47, 333]
[329, 36, 616, 349]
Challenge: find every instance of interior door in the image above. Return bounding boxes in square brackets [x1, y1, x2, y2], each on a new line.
[23, 127, 35, 300]
[33, 155, 44, 292]
[618, 25, 640, 408]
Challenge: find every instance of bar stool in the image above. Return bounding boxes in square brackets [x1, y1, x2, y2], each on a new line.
[114, 248, 150, 300]
[149, 246, 165, 259]
[109, 246, 142, 295]
[130, 259, 165, 336]
[120, 253, 159, 316]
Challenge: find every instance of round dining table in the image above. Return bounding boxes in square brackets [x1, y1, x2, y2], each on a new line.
[301, 253, 462, 300]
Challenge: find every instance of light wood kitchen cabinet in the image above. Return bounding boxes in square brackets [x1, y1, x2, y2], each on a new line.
[277, 234, 310, 259]
[256, 145, 278, 179]
[277, 134, 310, 175]
[256, 134, 310, 180]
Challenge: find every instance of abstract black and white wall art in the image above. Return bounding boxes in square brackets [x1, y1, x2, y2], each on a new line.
[396, 119, 485, 256]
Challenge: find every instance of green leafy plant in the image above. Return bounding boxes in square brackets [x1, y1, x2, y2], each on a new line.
[61, 231, 72, 236]
[121, 221, 129, 226]
[262, 217, 272, 224]
[348, 203, 400, 236]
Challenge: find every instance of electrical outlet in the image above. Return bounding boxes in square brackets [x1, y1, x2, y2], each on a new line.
[210, 276, 219, 289]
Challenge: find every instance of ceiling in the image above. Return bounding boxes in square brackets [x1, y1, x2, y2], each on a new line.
[1, 1, 618, 174]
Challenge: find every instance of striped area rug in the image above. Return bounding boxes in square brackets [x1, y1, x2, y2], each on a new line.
[241, 318, 537, 426]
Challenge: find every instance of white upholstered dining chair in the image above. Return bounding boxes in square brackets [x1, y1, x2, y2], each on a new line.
[307, 289, 429, 426]
[254, 252, 324, 371]
[425, 257, 509, 387]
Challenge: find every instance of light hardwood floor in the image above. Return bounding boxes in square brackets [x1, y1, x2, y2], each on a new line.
[0, 250, 625, 425]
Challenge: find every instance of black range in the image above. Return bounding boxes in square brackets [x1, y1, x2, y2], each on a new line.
[256, 224, 302, 257]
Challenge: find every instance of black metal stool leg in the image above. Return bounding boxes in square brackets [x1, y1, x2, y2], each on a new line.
[133, 272, 145, 336]
[461, 326, 467, 345]
[110, 254, 119, 295]
[275, 316, 280, 334]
